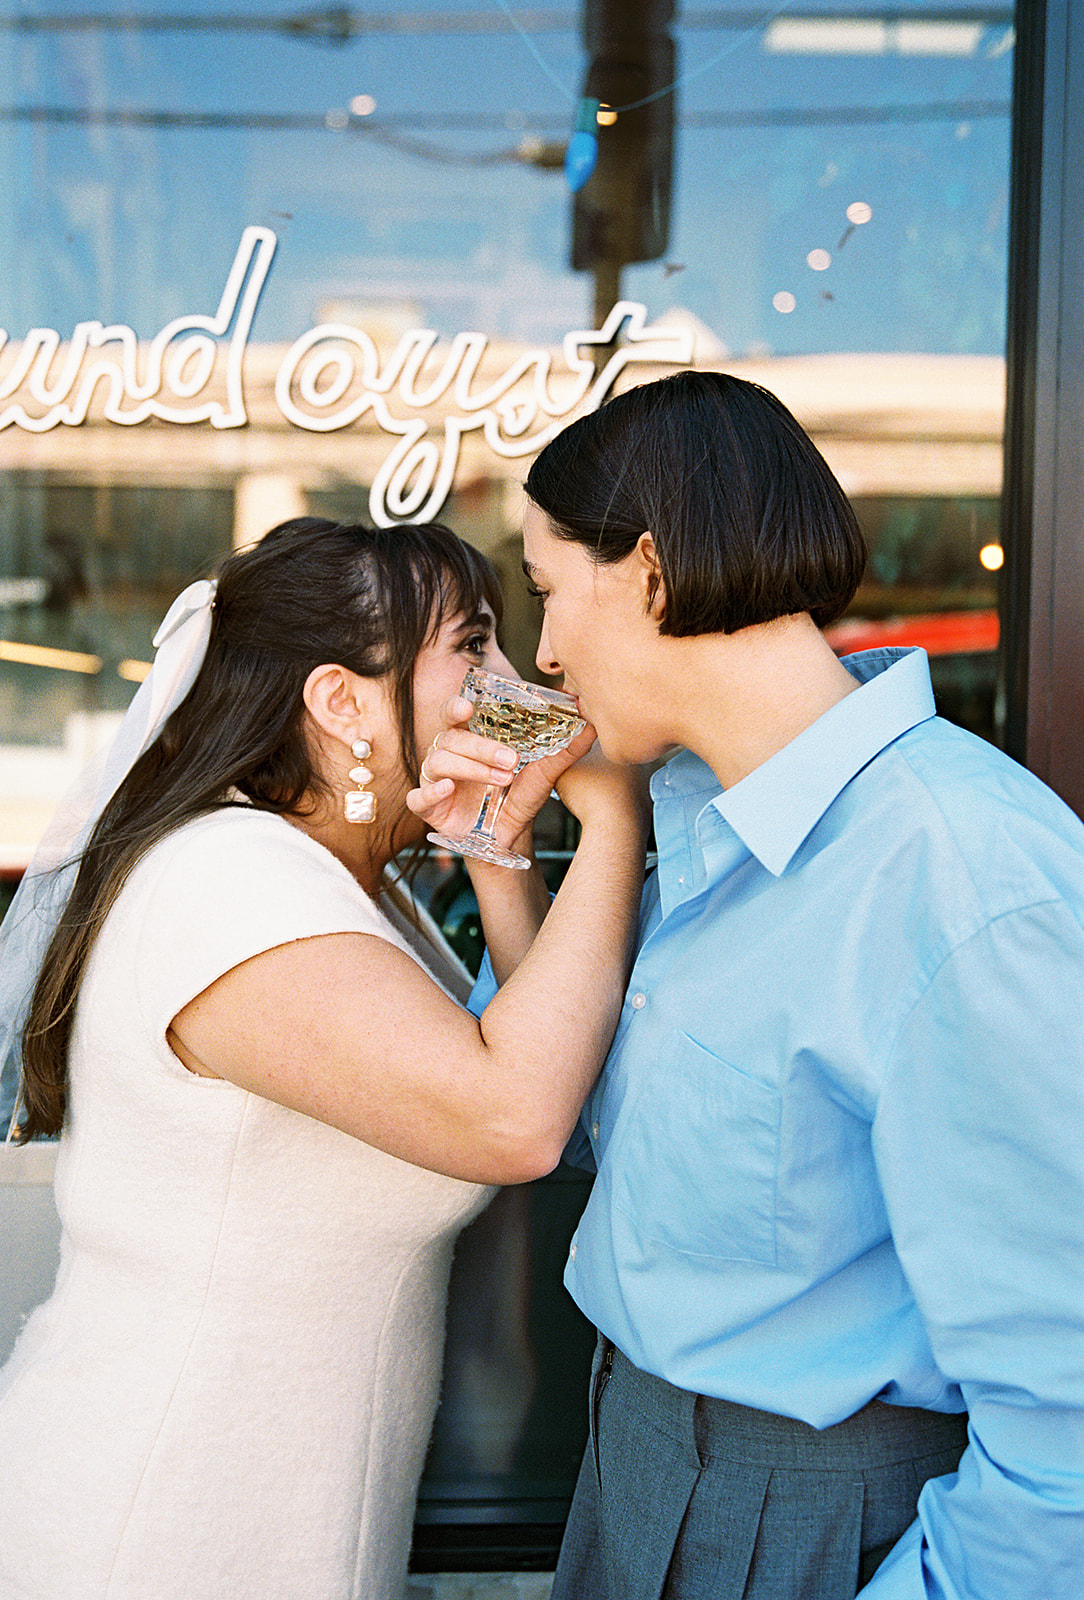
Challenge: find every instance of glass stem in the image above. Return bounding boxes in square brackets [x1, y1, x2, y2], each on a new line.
[470, 782, 509, 842]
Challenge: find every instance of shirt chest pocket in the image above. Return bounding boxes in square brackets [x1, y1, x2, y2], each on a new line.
[612, 1031, 781, 1266]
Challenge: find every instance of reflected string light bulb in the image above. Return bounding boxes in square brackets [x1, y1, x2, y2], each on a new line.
[118, 658, 152, 684]
[980, 543, 1005, 572]
[349, 94, 376, 117]
[564, 96, 600, 192]
[0, 640, 102, 674]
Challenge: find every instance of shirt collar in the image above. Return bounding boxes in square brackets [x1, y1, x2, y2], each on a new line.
[650, 647, 936, 880]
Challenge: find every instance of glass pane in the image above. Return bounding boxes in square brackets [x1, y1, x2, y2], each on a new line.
[0, 0, 1015, 1561]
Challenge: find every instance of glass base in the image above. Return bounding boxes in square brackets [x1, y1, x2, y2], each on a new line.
[427, 830, 531, 870]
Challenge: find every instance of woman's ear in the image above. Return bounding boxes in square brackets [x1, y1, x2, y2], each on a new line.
[635, 532, 667, 622]
[302, 663, 372, 744]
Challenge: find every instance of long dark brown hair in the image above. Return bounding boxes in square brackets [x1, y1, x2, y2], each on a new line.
[17, 517, 502, 1142]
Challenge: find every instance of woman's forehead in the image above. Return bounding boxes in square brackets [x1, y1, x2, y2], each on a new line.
[432, 599, 496, 637]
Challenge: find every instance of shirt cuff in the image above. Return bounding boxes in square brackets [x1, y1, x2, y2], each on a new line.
[466, 947, 498, 1018]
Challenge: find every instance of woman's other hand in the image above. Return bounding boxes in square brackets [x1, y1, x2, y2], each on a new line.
[552, 738, 651, 839]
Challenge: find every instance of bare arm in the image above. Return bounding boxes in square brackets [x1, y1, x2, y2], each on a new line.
[170, 792, 646, 1186]
[462, 742, 649, 983]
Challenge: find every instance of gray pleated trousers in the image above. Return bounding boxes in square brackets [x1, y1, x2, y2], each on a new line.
[551, 1339, 968, 1600]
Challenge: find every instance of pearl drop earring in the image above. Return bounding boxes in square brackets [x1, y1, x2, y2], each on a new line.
[344, 739, 376, 824]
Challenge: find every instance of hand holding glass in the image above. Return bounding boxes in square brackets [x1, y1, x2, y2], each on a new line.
[427, 668, 585, 869]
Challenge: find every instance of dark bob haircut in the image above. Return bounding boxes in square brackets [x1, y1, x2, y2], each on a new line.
[524, 369, 866, 635]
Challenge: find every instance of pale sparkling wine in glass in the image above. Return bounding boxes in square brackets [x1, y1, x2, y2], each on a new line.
[467, 696, 585, 759]
[427, 668, 585, 869]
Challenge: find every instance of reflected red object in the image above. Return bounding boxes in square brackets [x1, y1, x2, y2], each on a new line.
[825, 610, 999, 658]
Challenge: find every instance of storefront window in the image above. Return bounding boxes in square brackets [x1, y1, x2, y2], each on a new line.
[0, 0, 1016, 1561]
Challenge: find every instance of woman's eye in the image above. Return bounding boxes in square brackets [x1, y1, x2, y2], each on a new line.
[525, 583, 548, 609]
[463, 632, 490, 657]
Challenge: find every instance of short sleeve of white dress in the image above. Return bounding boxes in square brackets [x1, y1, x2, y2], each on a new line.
[122, 806, 421, 1042]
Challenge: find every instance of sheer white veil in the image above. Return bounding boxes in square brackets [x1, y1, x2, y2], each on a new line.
[1, 579, 217, 1140]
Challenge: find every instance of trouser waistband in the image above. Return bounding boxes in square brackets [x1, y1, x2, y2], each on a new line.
[603, 1340, 969, 1471]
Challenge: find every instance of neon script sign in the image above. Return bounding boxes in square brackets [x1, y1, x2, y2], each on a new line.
[0, 227, 693, 527]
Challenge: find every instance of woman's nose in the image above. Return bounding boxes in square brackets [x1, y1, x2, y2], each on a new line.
[535, 617, 560, 678]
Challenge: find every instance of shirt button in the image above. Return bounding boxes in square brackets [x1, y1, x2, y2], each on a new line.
[591, 1122, 600, 1141]
[569, 1242, 577, 1260]
[630, 992, 647, 1009]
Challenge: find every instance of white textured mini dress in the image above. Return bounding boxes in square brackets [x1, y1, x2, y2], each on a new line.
[0, 808, 493, 1600]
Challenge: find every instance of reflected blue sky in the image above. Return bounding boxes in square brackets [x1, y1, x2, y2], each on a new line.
[0, 2, 1013, 355]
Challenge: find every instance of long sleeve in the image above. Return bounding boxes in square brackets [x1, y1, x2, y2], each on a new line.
[865, 899, 1084, 1598]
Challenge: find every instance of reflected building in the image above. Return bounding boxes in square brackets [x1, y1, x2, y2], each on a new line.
[0, 309, 1006, 866]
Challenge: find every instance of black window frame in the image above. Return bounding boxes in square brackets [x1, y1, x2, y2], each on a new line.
[1002, 0, 1084, 819]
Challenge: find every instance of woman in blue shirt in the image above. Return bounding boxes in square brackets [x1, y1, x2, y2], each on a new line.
[417, 370, 1084, 1600]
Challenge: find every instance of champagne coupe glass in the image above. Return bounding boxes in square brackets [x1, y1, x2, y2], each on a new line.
[427, 667, 585, 870]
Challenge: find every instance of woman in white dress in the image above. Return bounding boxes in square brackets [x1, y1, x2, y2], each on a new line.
[0, 517, 646, 1600]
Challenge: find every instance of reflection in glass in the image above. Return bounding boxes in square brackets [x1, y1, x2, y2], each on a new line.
[0, 0, 1016, 1557]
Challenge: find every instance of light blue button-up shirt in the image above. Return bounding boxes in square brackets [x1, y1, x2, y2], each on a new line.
[489, 646, 1084, 1600]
